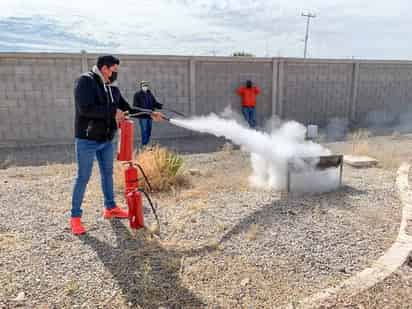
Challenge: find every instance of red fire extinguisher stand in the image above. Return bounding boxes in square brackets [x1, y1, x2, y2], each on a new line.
[117, 118, 159, 232]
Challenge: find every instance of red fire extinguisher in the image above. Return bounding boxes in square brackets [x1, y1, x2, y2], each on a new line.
[123, 163, 158, 231]
[123, 162, 153, 197]
[117, 118, 134, 162]
[124, 162, 139, 197]
[126, 189, 145, 229]
[117, 117, 160, 234]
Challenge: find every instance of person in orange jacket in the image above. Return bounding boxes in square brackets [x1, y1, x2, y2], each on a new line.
[237, 80, 260, 128]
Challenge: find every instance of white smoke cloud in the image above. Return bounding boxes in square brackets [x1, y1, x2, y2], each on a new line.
[170, 110, 339, 192]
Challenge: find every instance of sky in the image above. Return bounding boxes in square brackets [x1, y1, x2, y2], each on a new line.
[0, 0, 409, 59]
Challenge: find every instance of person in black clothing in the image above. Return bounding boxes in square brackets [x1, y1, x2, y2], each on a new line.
[133, 80, 163, 146]
[71, 55, 164, 235]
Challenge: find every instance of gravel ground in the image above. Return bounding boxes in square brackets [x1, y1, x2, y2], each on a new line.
[0, 139, 404, 308]
[326, 263, 412, 308]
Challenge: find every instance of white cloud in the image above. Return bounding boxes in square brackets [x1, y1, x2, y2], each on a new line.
[0, 0, 410, 59]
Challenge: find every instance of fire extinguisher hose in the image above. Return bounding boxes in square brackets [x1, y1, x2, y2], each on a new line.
[128, 111, 170, 122]
[127, 111, 153, 118]
[162, 108, 186, 117]
[135, 163, 153, 192]
[127, 106, 185, 120]
[133, 163, 161, 233]
[140, 189, 160, 229]
[129, 106, 186, 118]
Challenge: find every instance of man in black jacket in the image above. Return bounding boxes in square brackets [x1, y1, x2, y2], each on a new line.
[133, 81, 163, 146]
[71, 55, 164, 235]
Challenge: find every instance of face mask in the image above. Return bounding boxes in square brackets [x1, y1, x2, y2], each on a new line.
[142, 86, 148, 92]
[109, 71, 118, 83]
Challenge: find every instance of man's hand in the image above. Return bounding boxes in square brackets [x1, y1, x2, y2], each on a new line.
[151, 111, 165, 122]
[116, 109, 126, 125]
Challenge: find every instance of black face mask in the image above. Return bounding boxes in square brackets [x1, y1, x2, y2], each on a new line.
[109, 71, 118, 83]
[246, 81, 252, 88]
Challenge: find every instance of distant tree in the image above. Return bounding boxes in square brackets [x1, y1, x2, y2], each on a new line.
[232, 51, 255, 57]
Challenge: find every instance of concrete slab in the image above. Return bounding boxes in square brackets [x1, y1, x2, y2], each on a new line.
[344, 155, 378, 168]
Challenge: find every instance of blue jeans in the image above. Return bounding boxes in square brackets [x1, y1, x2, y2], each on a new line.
[242, 106, 256, 128]
[71, 138, 116, 217]
[139, 118, 152, 146]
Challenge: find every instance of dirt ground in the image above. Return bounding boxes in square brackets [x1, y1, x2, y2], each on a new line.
[1, 134, 412, 308]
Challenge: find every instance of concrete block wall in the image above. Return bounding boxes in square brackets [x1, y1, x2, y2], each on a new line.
[0, 54, 81, 146]
[1, 52, 412, 147]
[281, 60, 353, 126]
[356, 63, 412, 125]
[195, 59, 273, 125]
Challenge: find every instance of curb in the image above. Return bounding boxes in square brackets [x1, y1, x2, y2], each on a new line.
[283, 163, 412, 309]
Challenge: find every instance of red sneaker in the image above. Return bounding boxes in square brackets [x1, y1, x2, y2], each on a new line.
[104, 206, 129, 219]
[70, 217, 86, 235]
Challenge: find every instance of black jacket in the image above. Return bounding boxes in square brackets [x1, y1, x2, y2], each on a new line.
[74, 71, 148, 142]
[133, 90, 163, 111]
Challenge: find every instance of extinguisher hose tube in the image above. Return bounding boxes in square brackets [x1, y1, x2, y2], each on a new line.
[128, 112, 170, 122]
[162, 108, 186, 117]
[128, 112, 152, 118]
[135, 163, 153, 192]
[140, 189, 160, 227]
[130, 106, 185, 118]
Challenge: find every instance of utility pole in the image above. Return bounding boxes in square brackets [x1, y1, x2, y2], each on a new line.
[301, 12, 316, 58]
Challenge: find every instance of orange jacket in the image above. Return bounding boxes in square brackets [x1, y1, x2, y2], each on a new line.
[237, 86, 261, 107]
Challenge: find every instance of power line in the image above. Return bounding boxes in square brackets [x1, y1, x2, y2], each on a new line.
[301, 12, 316, 58]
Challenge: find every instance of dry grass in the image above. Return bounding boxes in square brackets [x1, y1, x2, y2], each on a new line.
[216, 142, 236, 161]
[176, 189, 209, 202]
[0, 155, 13, 169]
[64, 280, 80, 296]
[347, 129, 402, 169]
[187, 201, 207, 213]
[114, 145, 189, 193]
[221, 142, 235, 153]
[136, 145, 188, 192]
[374, 144, 402, 169]
[315, 133, 327, 143]
[348, 129, 372, 156]
[182, 253, 307, 308]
